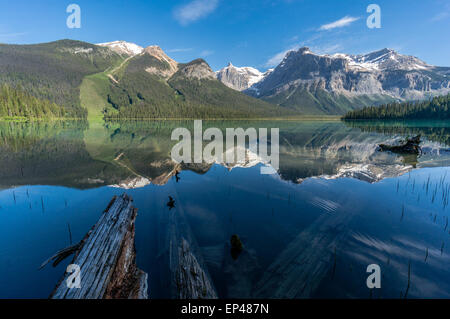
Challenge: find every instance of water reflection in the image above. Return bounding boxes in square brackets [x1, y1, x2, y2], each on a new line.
[0, 120, 449, 299]
[1, 120, 449, 188]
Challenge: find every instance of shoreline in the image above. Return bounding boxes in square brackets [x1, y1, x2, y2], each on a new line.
[0, 115, 344, 123]
[3, 116, 449, 123]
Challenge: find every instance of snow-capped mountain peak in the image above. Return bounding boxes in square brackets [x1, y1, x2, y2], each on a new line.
[97, 41, 144, 56]
[328, 48, 432, 71]
[216, 63, 270, 91]
[244, 46, 449, 112]
[280, 47, 432, 72]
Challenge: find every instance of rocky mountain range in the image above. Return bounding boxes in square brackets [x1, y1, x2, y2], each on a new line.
[100, 42, 291, 119]
[217, 47, 450, 115]
[216, 63, 273, 91]
[1, 39, 449, 119]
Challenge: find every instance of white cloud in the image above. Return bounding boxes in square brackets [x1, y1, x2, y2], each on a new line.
[0, 32, 27, 43]
[431, 11, 449, 22]
[0, 32, 27, 38]
[200, 50, 214, 57]
[431, 3, 450, 22]
[174, 0, 219, 26]
[319, 16, 359, 31]
[310, 43, 342, 55]
[167, 48, 193, 53]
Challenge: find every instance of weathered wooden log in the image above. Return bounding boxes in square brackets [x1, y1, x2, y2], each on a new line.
[50, 194, 148, 299]
[379, 135, 422, 154]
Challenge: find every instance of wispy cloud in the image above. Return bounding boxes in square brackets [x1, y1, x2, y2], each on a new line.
[431, 11, 449, 21]
[167, 48, 193, 53]
[200, 50, 214, 57]
[265, 46, 298, 67]
[265, 32, 345, 69]
[319, 16, 359, 31]
[0, 32, 27, 38]
[265, 43, 343, 67]
[310, 43, 342, 55]
[174, 0, 219, 26]
[431, 4, 450, 22]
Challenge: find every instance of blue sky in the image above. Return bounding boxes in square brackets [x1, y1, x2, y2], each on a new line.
[0, 0, 449, 71]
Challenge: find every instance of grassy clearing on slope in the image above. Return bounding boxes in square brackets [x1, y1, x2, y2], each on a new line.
[80, 72, 117, 120]
[80, 57, 134, 120]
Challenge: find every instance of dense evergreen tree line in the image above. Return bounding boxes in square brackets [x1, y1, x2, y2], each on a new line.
[263, 86, 395, 116]
[0, 84, 69, 118]
[343, 94, 450, 119]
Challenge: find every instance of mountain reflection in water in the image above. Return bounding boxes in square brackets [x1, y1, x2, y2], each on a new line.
[0, 120, 449, 299]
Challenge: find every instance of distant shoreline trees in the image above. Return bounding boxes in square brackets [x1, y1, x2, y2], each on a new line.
[343, 94, 450, 120]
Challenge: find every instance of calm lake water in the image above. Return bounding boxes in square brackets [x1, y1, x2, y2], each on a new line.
[0, 120, 449, 299]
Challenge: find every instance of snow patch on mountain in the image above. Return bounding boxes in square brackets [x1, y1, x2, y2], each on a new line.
[97, 41, 144, 56]
[109, 177, 151, 189]
[328, 48, 432, 71]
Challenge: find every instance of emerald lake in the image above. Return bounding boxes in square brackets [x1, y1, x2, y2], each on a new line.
[0, 120, 449, 299]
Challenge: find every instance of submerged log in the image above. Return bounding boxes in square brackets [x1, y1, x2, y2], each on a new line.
[176, 239, 218, 299]
[379, 135, 422, 155]
[50, 194, 148, 299]
[157, 192, 218, 299]
[254, 208, 355, 299]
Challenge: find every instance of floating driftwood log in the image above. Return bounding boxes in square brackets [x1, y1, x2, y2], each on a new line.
[47, 194, 148, 299]
[379, 135, 422, 155]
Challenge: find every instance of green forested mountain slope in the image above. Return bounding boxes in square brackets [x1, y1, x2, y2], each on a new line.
[0, 40, 297, 120]
[2, 40, 450, 120]
[0, 40, 122, 118]
[260, 86, 395, 115]
[105, 54, 295, 119]
[343, 94, 450, 119]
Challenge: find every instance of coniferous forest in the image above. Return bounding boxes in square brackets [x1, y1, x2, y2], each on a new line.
[343, 94, 450, 120]
[0, 40, 121, 119]
[0, 84, 69, 119]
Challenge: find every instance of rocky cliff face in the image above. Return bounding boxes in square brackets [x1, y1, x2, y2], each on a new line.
[177, 59, 216, 80]
[144, 45, 179, 78]
[245, 47, 450, 114]
[216, 63, 272, 91]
